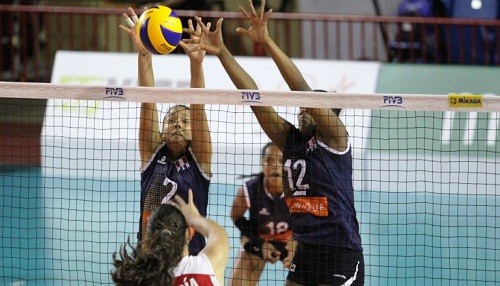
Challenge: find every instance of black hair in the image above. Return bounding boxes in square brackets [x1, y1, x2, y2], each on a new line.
[313, 89, 341, 116]
[162, 104, 191, 126]
[111, 204, 188, 285]
[261, 141, 277, 159]
[237, 142, 277, 179]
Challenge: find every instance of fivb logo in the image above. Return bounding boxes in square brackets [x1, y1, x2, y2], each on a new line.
[104, 87, 125, 99]
[382, 95, 404, 107]
[241, 91, 261, 102]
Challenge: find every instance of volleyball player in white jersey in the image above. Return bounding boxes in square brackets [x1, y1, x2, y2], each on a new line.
[112, 190, 229, 286]
[182, 0, 364, 284]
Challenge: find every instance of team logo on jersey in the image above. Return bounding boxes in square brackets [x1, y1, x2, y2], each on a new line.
[305, 137, 318, 155]
[259, 208, 270, 216]
[157, 156, 167, 164]
[286, 196, 328, 217]
[175, 156, 190, 171]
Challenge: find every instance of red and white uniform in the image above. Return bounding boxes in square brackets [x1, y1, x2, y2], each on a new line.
[173, 253, 220, 286]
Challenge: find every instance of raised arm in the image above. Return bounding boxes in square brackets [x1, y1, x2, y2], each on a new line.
[120, 7, 162, 168]
[179, 19, 212, 176]
[183, 16, 290, 149]
[237, 0, 310, 92]
[171, 190, 228, 285]
[238, 0, 348, 151]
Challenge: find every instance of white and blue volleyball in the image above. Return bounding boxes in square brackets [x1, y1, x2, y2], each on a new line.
[136, 5, 182, 55]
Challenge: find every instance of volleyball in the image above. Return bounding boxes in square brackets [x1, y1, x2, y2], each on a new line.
[135, 5, 183, 55]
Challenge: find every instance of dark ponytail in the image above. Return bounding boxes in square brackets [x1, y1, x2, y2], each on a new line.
[111, 204, 188, 285]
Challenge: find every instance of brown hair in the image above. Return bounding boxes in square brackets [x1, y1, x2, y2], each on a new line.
[111, 204, 188, 285]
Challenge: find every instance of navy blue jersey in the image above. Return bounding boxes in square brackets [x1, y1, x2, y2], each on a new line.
[283, 126, 362, 251]
[140, 143, 211, 255]
[244, 173, 292, 243]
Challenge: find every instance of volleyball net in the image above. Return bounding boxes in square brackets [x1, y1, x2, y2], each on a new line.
[1, 80, 499, 285]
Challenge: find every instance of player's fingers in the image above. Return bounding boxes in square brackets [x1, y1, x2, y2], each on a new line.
[178, 41, 188, 50]
[235, 27, 248, 36]
[130, 8, 139, 22]
[179, 42, 195, 54]
[259, 0, 266, 16]
[215, 18, 224, 31]
[181, 37, 196, 43]
[127, 7, 135, 17]
[195, 20, 202, 33]
[187, 19, 194, 31]
[173, 194, 187, 207]
[283, 260, 292, 269]
[118, 25, 130, 32]
[124, 16, 134, 28]
[265, 9, 273, 20]
[166, 199, 179, 209]
[273, 250, 281, 260]
[238, 5, 250, 18]
[187, 189, 194, 205]
[248, 0, 257, 15]
[193, 16, 208, 32]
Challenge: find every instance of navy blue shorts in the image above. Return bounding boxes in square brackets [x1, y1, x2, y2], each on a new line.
[286, 242, 365, 285]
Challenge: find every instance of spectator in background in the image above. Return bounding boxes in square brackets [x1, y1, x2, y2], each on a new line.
[0, 0, 15, 73]
[1, 0, 45, 79]
[391, 0, 448, 63]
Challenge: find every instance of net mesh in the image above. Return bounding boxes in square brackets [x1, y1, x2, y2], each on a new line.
[1, 81, 499, 285]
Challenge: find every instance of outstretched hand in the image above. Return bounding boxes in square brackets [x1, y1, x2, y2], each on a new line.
[236, 0, 273, 44]
[179, 19, 206, 63]
[119, 7, 148, 54]
[168, 190, 202, 227]
[182, 16, 225, 56]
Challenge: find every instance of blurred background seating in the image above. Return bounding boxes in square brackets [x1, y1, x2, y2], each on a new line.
[0, 0, 499, 83]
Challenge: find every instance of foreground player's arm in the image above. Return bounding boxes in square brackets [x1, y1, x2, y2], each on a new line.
[120, 7, 161, 168]
[183, 16, 289, 149]
[171, 190, 229, 284]
[180, 20, 212, 176]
